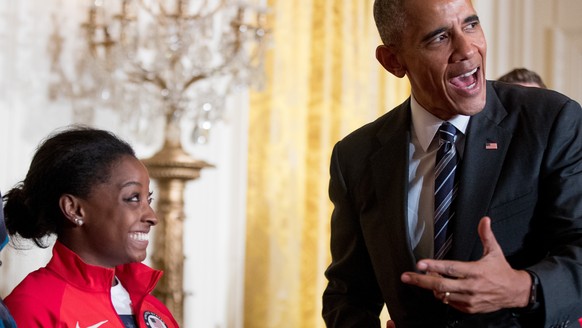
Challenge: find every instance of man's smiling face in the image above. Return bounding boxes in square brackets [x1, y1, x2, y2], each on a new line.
[396, 0, 487, 120]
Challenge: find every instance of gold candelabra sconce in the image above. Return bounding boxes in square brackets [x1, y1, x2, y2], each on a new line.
[48, 0, 270, 325]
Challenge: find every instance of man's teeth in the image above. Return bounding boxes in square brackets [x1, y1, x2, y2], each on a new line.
[460, 68, 478, 78]
[130, 232, 149, 241]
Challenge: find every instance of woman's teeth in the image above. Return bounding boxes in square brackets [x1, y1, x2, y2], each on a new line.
[130, 232, 149, 241]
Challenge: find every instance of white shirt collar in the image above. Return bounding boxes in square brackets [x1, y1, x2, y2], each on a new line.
[410, 94, 471, 152]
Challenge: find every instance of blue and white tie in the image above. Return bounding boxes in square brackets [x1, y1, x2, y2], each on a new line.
[434, 122, 459, 260]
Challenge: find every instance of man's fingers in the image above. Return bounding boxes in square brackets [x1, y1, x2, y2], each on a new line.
[401, 271, 460, 293]
[478, 216, 502, 257]
[416, 259, 469, 279]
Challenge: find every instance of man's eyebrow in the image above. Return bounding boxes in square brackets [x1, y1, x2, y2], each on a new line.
[420, 15, 481, 44]
[465, 15, 480, 24]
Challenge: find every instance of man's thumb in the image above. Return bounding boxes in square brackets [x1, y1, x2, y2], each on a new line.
[478, 216, 499, 256]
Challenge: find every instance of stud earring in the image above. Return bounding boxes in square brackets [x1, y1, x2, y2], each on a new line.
[74, 217, 84, 227]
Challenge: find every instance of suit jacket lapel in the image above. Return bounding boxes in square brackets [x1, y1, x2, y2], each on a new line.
[369, 100, 417, 271]
[451, 83, 514, 260]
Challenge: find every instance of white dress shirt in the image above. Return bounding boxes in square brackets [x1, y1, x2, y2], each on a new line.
[407, 95, 470, 260]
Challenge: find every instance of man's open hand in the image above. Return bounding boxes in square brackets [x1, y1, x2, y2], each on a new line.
[400, 217, 531, 313]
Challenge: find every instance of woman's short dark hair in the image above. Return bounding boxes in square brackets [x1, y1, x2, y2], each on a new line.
[2, 125, 135, 247]
[498, 68, 547, 89]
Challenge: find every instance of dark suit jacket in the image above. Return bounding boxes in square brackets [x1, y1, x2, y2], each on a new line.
[322, 81, 582, 328]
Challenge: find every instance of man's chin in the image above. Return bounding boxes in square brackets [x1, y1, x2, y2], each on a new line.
[448, 90, 487, 116]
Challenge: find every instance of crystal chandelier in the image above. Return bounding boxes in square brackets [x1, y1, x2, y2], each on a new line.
[49, 0, 269, 146]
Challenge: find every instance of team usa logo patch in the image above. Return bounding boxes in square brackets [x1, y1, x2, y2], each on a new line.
[143, 311, 168, 328]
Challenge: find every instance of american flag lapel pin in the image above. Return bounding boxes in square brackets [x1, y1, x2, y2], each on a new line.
[485, 140, 498, 150]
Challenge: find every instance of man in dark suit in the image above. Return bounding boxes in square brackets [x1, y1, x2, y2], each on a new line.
[322, 0, 582, 327]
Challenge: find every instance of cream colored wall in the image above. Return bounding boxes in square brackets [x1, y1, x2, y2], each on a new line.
[474, 0, 582, 103]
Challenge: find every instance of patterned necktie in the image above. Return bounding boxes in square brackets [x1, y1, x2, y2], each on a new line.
[434, 122, 459, 260]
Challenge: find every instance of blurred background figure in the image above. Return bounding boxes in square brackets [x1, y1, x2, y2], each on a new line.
[498, 67, 547, 88]
[0, 191, 16, 328]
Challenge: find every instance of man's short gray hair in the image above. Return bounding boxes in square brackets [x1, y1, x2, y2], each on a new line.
[373, 0, 407, 46]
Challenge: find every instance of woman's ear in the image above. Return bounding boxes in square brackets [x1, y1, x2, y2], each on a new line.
[59, 194, 84, 226]
[376, 45, 407, 78]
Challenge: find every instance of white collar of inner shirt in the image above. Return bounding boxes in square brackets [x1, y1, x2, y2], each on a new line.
[410, 94, 470, 152]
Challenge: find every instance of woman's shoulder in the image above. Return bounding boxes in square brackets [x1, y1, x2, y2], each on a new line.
[4, 268, 64, 326]
[4, 267, 65, 307]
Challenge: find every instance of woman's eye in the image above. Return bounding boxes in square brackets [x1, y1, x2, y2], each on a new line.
[125, 194, 140, 202]
[125, 191, 153, 204]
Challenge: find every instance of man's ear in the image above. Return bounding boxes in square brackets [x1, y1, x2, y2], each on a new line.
[59, 194, 83, 225]
[376, 45, 407, 78]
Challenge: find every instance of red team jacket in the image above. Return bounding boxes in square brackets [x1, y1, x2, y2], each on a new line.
[5, 241, 179, 328]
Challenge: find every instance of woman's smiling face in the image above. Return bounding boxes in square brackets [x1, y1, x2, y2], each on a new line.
[75, 155, 158, 268]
